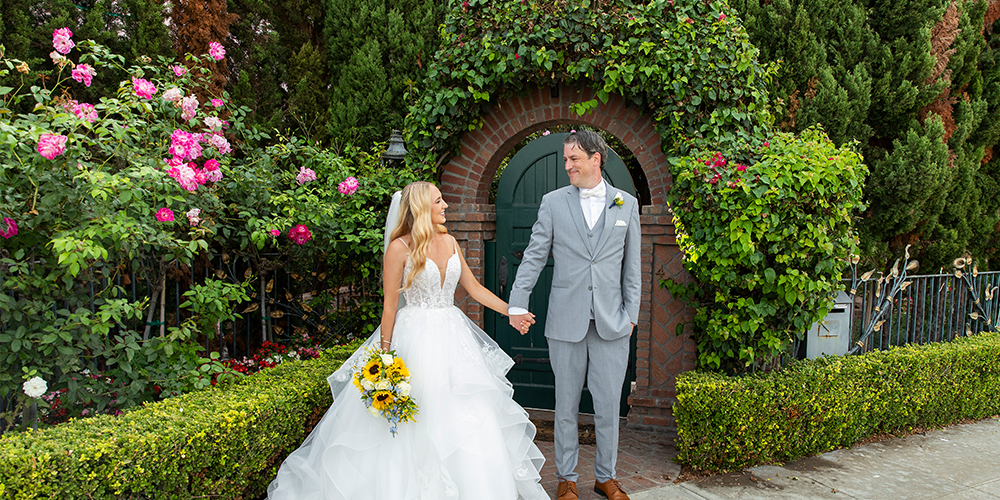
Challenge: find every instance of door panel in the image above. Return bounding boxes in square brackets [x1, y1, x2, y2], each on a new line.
[485, 132, 637, 415]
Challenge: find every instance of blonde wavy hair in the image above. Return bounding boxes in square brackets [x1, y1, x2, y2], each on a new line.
[388, 181, 447, 291]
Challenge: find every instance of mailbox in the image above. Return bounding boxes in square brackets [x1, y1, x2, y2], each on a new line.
[806, 291, 854, 358]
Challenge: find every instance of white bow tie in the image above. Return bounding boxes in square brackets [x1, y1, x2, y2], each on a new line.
[580, 184, 606, 199]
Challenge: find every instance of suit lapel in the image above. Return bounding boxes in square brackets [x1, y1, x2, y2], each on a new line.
[594, 186, 620, 254]
[565, 188, 593, 254]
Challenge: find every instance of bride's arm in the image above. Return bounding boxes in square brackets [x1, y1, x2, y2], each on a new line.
[456, 238, 531, 319]
[379, 238, 408, 350]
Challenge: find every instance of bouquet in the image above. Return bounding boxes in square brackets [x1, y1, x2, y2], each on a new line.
[352, 347, 418, 436]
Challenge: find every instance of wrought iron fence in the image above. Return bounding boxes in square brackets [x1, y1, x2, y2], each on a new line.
[847, 270, 1000, 354]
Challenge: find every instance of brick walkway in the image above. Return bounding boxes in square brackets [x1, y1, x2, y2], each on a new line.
[531, 411, 681, 499]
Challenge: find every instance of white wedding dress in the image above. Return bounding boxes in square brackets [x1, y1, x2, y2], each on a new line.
[267, 243, 548, 500]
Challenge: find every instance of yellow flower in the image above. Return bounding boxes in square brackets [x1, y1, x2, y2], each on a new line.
[363, 358, 382, 382]
[352, 374, 364, 392]
[372, 390, 394, 411]
[390, 358, 409, 378]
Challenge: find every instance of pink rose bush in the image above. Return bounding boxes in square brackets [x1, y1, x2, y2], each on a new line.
[288, 224, 312, 245]
[171, 65, 187, 77]
[37, 133, 68, 160]
[296, 167, 317, 185]
[209, 42, 226, 61]
[155, 208, 175, 222]
[71, 64, 96, 87]
[338, 176, 359, 195]
[0, 218, 17, 239]
[52, 28, 74, 54]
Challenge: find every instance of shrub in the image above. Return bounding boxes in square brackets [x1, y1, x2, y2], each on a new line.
[674, 331, 1000, 472]
[0, 342, 360, 499]
[663, 127, 867, 372]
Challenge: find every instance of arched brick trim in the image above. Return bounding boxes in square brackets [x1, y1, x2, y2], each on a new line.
[439, 84, 673, 205]
[440, 85, 696, 432]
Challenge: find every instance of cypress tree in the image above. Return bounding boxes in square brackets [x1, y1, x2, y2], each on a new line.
[324, 0, 443, 148]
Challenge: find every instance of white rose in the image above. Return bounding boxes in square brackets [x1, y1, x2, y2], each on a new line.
[162, 87, 183, 102]
[375, 379, 390, 391]
[366, 404, 380, 416]
[361, 378, 374, 391]
[396, 381, 411, 397]
[380, 354, 394, 366]
[22, 376, 47, 399]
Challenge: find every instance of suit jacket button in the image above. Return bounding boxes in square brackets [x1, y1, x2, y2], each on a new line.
[588, 234, 593, 238]
[588, 286, 593, 290]
[592, 260, 596, 264]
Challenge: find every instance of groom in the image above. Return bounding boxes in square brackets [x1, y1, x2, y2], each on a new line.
[508, 130, 641, 500]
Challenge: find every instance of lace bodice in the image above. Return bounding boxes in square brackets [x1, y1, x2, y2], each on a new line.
[401, 245, 460, 309]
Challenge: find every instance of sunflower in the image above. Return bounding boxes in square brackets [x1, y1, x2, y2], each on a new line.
[389, 358, 409, 378]
[352, 373, 364, 392]
[363, 358, 383, 382]
[372, 390, 394, 411]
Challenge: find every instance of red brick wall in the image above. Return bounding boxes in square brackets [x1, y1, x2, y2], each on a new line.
[441, 84, 696, 432]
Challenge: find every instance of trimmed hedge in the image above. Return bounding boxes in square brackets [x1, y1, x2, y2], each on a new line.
[0, 343, 360, 499]
[675, 332, 1000, 472]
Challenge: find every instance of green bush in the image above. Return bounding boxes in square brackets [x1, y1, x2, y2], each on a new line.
[0, 342, 360, 499]
[674, 331, 1000, 472]
[663, 127, 867, 372]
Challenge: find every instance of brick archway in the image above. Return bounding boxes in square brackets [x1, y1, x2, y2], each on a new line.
[439, 84, 672, 205]
[440, 84, 696, 431]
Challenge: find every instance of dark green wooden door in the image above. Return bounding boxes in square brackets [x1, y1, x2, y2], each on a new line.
[485, 132, 637, 415]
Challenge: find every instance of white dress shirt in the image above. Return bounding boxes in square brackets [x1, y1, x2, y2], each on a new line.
[508, 180, 607, 317]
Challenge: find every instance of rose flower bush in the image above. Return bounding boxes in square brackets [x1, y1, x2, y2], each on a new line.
[0, 32, 418, 432]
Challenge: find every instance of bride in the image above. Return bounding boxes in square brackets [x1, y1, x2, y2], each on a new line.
[267, 181, 549, 499]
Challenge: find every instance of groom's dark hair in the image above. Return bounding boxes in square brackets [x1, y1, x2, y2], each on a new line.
[564, 130, 607, 170]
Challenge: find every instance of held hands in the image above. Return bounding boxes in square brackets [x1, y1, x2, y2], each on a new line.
[509, 313, 536, 335]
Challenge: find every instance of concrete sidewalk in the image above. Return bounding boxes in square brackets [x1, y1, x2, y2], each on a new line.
[631, 416, 1000, 500]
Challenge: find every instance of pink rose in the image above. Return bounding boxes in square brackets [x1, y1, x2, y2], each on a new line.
[763, 141, 770, 148]
[186, 208, 201, 226]
[211, 99, 224, 107]
[203, 116, 224, 132]
[162, 88, 183, 102]
[171, 65, 187, 77]
[288, 224, 312, 245]
[52, 28, 74, 54]
[169, 129, 203, 161]
[155, 208, 175, 222]
[0, 217, 18, 239]
[270, 229, 281, 237]
[72, 103, 98, 123]
[686, 18, 695, 24]
[180, 95, 199, 121]
[719, 13, 727, 20]
[338, 176, 359, 195]
[208, 133, 231, 155]
[203, 159, 223, 182]
[209, 42, 226, 61]
[37, 133, 68, 160]
[71, 64, 96, 87]
[132, 77, 157, 99]
[176, 165, 199, 191]
[735, 164, 747, 172]
[296, 167, 317, 185]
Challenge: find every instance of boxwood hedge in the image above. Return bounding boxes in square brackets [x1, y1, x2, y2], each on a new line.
[675, 331, 1000, 472]
[0, 342, 359, 499]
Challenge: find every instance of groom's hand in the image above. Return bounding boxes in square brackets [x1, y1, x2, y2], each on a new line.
[509, 313, 535, 335]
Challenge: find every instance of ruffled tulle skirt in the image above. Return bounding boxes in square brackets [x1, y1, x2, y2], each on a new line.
[266, 305, 547, 500]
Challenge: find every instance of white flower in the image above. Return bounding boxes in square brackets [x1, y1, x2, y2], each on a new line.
[380, 354, 394, 366]
[366, 404, 380, 416]
[397, 381, 411, 397]
[162, 88, 183, 102]
[361, 378, 374, 391]
[613, 192, 625, 207]
[23, 377, 47, 398]
[375, 379, 390, 391]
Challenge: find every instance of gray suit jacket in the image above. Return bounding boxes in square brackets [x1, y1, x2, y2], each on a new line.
[509, 184, 641, 342]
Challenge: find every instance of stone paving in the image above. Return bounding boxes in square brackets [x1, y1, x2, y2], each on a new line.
[531, 411, 681, 499]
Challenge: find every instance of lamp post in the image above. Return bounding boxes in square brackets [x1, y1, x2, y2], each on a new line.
[382, 129, 408, 165]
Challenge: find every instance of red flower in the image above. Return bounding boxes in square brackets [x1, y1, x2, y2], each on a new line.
[515, 53, 520, 59]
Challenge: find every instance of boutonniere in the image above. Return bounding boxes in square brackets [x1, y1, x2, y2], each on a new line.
[609, 192, 625, 209]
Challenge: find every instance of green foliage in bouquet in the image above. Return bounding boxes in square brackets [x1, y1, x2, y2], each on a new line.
[663, 128, 866, 372]
[674, 331, 1000, 472]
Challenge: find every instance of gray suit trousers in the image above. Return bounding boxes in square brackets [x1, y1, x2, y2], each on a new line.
[549, 320, 630, 483]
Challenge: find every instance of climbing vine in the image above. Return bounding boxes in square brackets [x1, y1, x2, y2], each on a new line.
[405, 0, 777, 170]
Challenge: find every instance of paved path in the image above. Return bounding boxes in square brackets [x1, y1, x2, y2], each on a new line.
[532, 414, 1000, 500]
